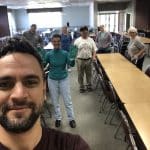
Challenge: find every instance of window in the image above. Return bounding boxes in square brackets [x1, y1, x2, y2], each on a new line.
[97, 11, 119, 32]
[8, 11, 16, 36]
[28, 12, 62, 28]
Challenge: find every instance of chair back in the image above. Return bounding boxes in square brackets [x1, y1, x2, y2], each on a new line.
[145, 65, 150, 77]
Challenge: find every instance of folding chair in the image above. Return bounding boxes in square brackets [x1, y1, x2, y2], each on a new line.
[114, 110, 138, 150]
[145, 65, 150, 77]
[104, 82, 123, 125]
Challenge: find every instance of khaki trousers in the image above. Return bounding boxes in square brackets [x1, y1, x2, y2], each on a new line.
[76, 58, 92, 89]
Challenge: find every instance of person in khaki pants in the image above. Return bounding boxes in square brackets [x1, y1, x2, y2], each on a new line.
[74, 26, 97, 93]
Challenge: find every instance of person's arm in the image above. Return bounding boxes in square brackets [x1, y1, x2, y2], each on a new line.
[22, 32, 33, 47]
[66, 52, 75, 67]
[133, 40, 145, 59]
[45, 52, 50, 66]
[91, 39, 97, 61]
[95, 32, 99, 48]
[106, 32, 112, 47]
[134, 49, 145, 59]
[92, 50, 96, 61]
[70, 34, 73, 44]
[38, 35, 44, 48]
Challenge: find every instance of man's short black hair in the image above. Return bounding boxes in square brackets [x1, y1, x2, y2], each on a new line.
[31, 24, 37, 28]
[52, 34, 61, 40]
[80, 26, 88, 32]
[0, 37, 44, 77]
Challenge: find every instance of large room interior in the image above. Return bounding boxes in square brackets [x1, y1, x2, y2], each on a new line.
[0, 0, 150, 150]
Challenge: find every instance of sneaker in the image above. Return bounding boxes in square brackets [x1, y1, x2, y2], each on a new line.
[55, 120, 61, 128]
[80, 89, 86, 93]
[87, 87, 93, 92]
[69, 120, 76, 128]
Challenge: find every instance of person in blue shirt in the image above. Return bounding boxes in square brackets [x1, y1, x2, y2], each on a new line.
[61, 26, 72, 52]
[45, 34, 76, 128]
[61, 26, 72, 71]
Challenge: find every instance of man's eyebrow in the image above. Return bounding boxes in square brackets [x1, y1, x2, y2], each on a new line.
[23, 75, 40, 80]
[0, 75, 40, 81]
[0, 76, 14, 81]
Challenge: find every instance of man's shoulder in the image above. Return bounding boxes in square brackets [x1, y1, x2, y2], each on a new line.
[87, 37, 95, 43]
[46, 50, 54, 56]
[23, 30, 29, 35]
[42, 128, 80, 145]
[74, 37, 81, 43]
[44, 127, 78, 138]
[39, 127, 90, 150]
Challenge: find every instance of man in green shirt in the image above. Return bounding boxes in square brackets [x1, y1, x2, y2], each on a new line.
[45, 34, 76, 128]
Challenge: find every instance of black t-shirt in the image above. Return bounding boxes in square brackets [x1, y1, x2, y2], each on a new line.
[0, 128, 90, 150]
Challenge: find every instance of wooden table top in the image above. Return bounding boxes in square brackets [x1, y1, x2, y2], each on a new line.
[104, 69, 150, 104]
[97, 53, 150, 149]
[97, 53, 150, 104]
[118, 33, 150, 44]
[125, 103, 150, 150]
[97, 53, 136, 71]
[140, 37, 150, 44]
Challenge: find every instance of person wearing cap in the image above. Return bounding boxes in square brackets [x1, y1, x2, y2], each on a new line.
[127, 26, 146, 70]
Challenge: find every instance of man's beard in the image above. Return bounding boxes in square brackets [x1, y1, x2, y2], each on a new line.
[0, 100, 43, 133]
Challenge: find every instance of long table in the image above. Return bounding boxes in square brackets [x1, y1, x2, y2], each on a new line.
[140, 37, 150, 44]
[140, 37, 150, 57]
[97, 53, 150, 149]
[125, 103, 150, 150]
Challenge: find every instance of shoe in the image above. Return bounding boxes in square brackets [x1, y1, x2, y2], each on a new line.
[80, 89, 86, 93]
[69, 120, 76, 128]
[87, 87, 93, 92]
[55, 120, 61, 128]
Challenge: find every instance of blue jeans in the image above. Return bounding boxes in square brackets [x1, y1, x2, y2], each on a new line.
[48, 77, 75, 121]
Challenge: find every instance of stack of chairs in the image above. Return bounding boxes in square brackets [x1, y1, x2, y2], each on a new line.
[92, 58, 141, 149]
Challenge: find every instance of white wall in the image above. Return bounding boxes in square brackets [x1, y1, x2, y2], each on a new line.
[125, 0, 135, 27]
[8, 10, 17, 36]
[13, 6, 91, 31]
[14, 9, 29, 32]
[62, 5, 90, 27]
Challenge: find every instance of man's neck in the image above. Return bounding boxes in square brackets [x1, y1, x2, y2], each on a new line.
[82, 36, 88, 39]
[0, 119, 42, 150]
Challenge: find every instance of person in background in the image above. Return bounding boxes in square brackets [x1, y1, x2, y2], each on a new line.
[23, 24, 43, 49]
[61, 26, 73, 72]
[127, 26, 146, 70]
[46, 34, 76, 128]
[96, 25, 112, 53]
[73, 28, 80, 40]
[67, 22, 70, 28]
[74, 26, 97, 93]
[0, 37, 90, 150]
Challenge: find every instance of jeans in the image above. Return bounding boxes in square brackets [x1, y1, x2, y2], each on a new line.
[48, 77, 75, 121]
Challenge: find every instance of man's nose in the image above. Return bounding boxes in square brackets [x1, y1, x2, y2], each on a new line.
[11, 82, 28, 99]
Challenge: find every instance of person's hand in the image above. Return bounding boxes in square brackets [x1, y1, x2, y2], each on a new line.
[92, 57, 97, 62]
[133, 54, 138, 60]
[70, 59, 75, 66]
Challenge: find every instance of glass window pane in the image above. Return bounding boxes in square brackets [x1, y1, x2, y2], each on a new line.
[28, 12, 62, 28]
